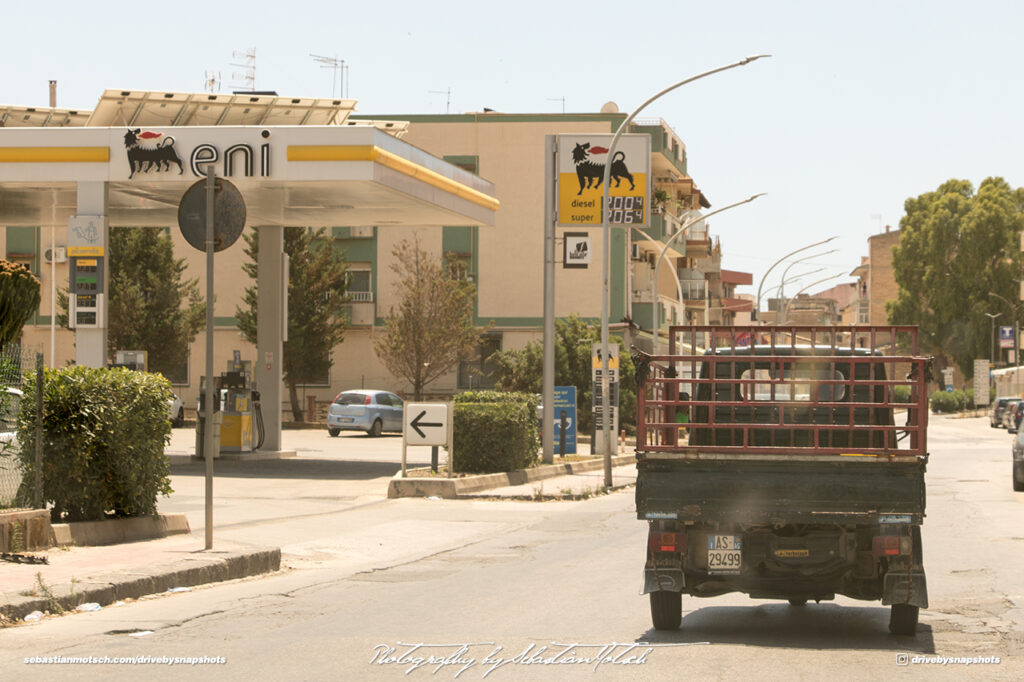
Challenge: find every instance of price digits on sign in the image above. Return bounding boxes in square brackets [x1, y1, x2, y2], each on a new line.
[607, 195, 644, 224]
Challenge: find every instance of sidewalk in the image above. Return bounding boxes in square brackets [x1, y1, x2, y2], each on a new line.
[1, 433, 636, 625]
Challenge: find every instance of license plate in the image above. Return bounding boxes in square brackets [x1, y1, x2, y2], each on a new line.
[339, 417, 354, 423]
[707, 535, 742, 574]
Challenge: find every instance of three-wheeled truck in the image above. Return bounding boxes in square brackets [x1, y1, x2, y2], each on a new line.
[633, 325, 930, 635]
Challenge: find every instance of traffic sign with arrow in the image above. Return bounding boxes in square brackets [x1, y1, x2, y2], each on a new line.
[404, 403, 449, 447]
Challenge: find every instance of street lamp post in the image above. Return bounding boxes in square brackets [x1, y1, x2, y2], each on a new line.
[650, 193, 765, 353]
[596, 55, 771, 486]
[988, 291, 1021, 395]
[776, 249, 838, 302]
[985, 311, 1002, 371]
[754, 237, 839, 322]
[780, 272, 847, 323]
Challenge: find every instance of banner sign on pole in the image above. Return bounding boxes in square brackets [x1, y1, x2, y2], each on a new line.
[555, 134, 651, 228]
[1000, 326, 1015, 349]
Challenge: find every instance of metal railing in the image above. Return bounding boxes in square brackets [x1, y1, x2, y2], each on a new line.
[635, 325, 930, 457]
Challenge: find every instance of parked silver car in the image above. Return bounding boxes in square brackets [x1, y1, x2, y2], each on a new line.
[990, 396, 1016, 428]
[327, 390, 404, 437]
[1011, 427, 1024, 492]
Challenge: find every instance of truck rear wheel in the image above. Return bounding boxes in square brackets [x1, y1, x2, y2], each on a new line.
[650, 591, 681, 630]
[889, 604, 919, 636]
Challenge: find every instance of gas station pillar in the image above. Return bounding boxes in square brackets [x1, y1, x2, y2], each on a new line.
[255, 225, 284, 452]
[72, 181, 109, 368]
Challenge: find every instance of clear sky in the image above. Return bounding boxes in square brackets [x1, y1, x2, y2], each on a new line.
[4, 0, 1022, 301]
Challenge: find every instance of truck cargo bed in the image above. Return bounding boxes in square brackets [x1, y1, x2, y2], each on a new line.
[636, 454, 927, 525]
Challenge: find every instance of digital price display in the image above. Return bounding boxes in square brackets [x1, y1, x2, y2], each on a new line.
[607, 196, 645, 225]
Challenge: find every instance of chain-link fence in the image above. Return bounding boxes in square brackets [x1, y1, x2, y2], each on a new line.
[1, 344, 37, 509]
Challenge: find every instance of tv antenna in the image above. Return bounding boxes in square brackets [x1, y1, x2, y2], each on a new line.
[310, 54, 348, 98]
[429, 87, 452, 114]
[203, 71, 221, 93]
[547, 96, 566, 113]
[231, 48, 256, 92]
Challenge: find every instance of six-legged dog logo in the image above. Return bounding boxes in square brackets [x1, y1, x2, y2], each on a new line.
[123, 129, 184, 178]
[571, 142, 635, 195]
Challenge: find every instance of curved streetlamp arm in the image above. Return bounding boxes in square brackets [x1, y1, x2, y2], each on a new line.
[777, 249, 838, 299]
[651, 192, 765, 350]
[780, 272, 847, 323]
[755, 236, 838, 321]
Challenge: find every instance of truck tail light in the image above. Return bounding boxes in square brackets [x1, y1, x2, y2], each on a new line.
[649, 531, 685, 554]
[872, 534, 911, 557]
[365, 395, 372, 405]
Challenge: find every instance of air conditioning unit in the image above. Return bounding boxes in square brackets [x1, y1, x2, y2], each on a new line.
[44, 246, 67, 263]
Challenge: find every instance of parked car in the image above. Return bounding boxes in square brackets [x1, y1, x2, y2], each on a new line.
[1011, 428, 1024, 492]
[1010, 401, 1024, 434]
[1002, 399, 1021, 431]
[327, 390, 404, 437]
[0, 387, 23, 507]
[991, 396, 1017, 428]
[168, 393, 185, 427]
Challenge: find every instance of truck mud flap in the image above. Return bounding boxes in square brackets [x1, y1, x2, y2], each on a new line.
[643, 568, 684, 595]
[882, 571, 928, 608]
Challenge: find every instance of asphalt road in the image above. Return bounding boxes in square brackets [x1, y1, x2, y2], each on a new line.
[3, 415, 1022, 681]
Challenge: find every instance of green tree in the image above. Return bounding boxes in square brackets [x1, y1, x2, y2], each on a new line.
[57, 228, 205, 381]
[888, 178, 1024, 377]
[108, 228, 205, 381]
[488, 314, 637, 432]
[236, 227, 350, 421]
[374, 235, 481, 401]
[0, 259, 41, 347]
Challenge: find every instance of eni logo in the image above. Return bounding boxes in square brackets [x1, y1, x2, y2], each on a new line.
[123, 129, 271, 179]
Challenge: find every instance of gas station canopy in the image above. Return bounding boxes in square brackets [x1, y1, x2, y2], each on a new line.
[0, 89, 496, 228]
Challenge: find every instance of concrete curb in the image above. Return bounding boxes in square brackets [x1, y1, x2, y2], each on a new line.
[52, 513, 191, 547]
[387, 453, 636, 498]
[1, 547, 281, 623]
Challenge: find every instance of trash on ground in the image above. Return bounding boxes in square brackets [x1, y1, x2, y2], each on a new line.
[23, 611, 43, 622]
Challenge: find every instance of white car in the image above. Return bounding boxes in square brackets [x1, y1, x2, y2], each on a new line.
[1, 387, 23, 507]
[168, 393, 185, 427]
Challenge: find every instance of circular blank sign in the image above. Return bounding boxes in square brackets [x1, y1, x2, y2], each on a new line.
[177, 176, 247, 252]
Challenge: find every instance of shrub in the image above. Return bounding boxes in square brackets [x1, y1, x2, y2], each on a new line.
[17, 366, 173, 522]
[452, 391, 538, 473]
[929, 389, 971, 413]
[892, 385, 911, 403]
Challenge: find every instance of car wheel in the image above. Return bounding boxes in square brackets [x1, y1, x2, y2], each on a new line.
[173, 407, 185, 427]
[788, 598, 808, 606]
[1013, 462, 1024, 492]
[367, 419, 383, 438]
[889, 603, 919, 636]
[328, 428, 340, 437]
[649, 591, 682, 631]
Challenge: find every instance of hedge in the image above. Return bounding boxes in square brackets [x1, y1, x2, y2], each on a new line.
[452, 391, 538, 473]
[929, 388, 975, 413]
[17, 366, 173, 522]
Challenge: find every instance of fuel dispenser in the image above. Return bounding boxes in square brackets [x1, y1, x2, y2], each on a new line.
[196, 365, 265, 457]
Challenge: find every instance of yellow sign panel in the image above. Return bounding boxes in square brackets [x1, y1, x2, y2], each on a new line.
[557, 134, 650, 227]
[68, 246, 104, 257]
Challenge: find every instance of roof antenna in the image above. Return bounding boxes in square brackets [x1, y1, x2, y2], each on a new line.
[429, 87, 451, 114]
[231, 48, 256, 92]
[310, 54, 348, 99]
